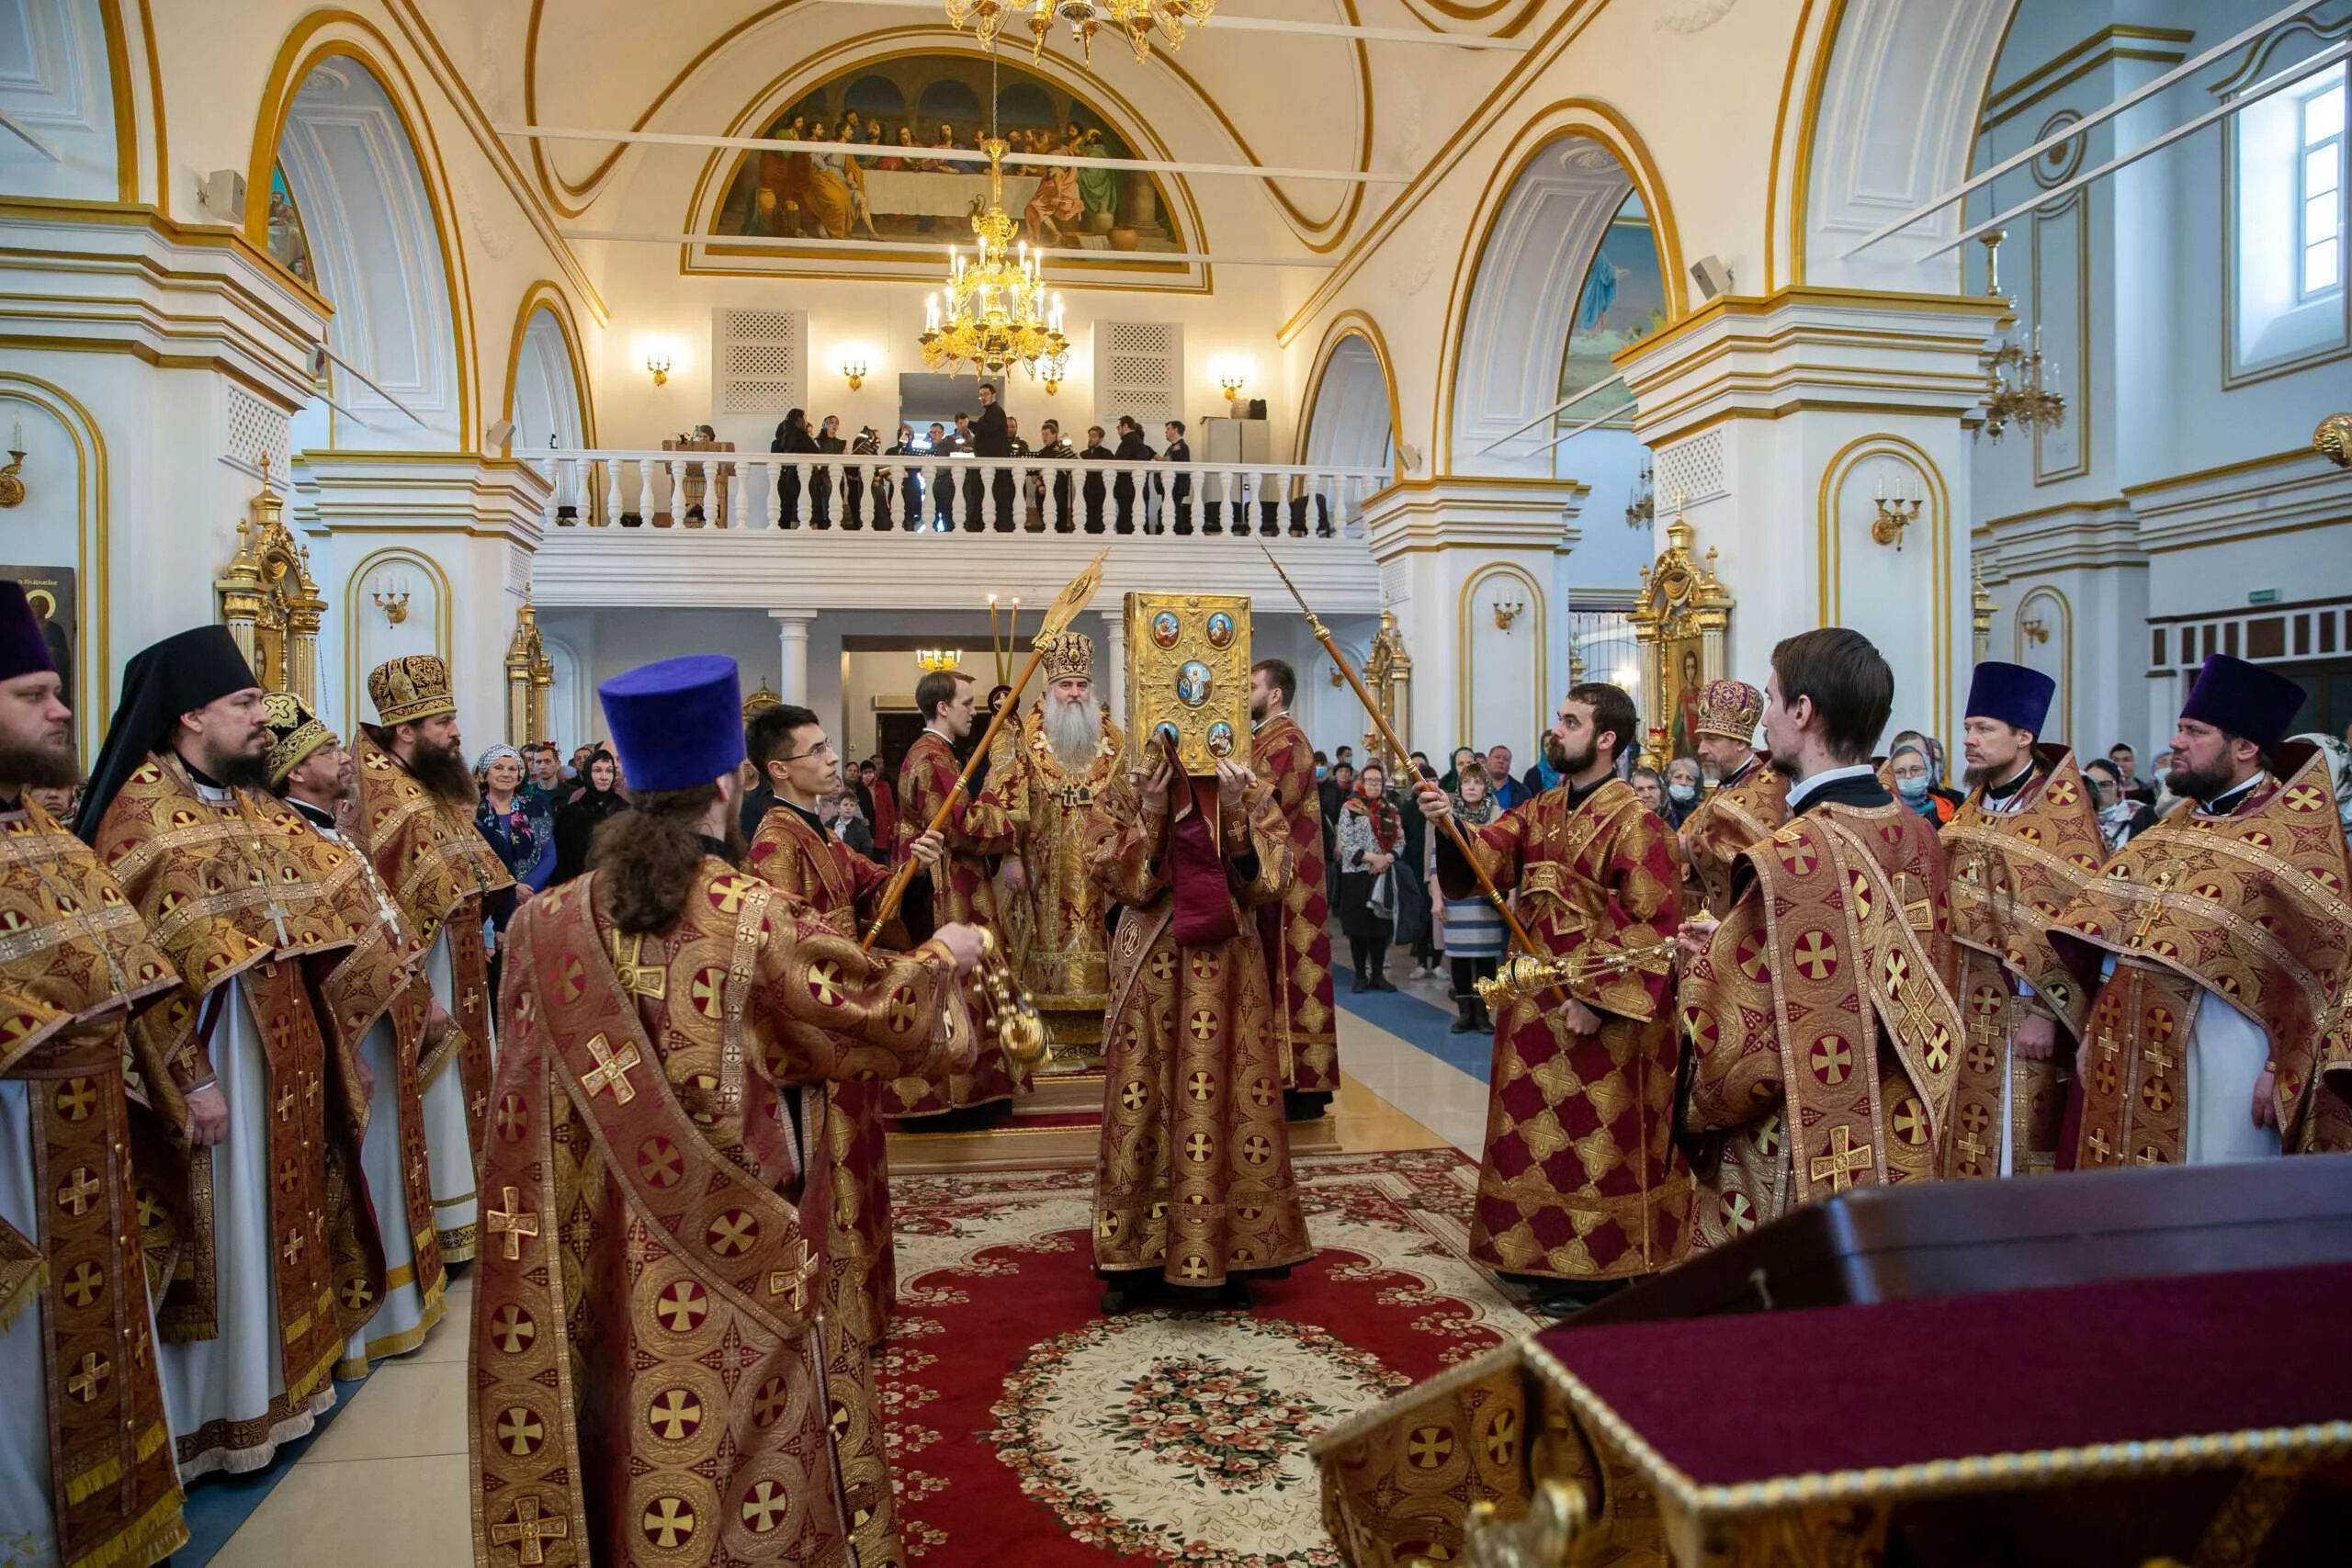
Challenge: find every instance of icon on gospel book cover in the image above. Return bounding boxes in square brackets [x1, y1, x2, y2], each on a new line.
[1125, 592, 1251, 776]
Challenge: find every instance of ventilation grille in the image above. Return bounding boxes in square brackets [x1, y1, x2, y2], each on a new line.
[716, 309, 804, 417]
[1093, 321, 1182, 430]
[1655, 429, 1727, 507]
[224, 385, 291, 477]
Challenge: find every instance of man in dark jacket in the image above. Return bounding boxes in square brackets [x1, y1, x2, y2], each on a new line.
[969, 381, 1011, 530]
[1112, 415, 1154, 534]
[1080, 424, 1112, 533]
[1035, 418, 1076, 529]
[1161, 419, 1193, 535]
[934, 415, 970, 530]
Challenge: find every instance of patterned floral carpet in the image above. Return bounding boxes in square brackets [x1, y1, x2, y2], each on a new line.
[880, 1148, 1535, 1565]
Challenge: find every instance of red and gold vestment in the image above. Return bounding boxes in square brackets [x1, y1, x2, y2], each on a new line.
[1938, 748, 2104, 1178]
[889, 728, 1026, 1113]
[746, 803, 906, 1348]
[1086, 771, 1312, 1285]
[471, 860, 975, 1568]
[1680, 795, 1964, 1248]
[2050, 748, 2352, 1167]
[355, 731, 512, 1139]
[1252, 713, 1338, 1093]
[0, 799, 187, 1568]
[1678, 753, 1790, 919]
[1440, 780, 1690, 1281]
[96, 753, 378, 1472]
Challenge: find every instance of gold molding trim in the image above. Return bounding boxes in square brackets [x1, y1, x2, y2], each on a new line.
[1432, 99, 1690, 475]
[1980, 494, 2127, 530]
[242, 12, 480, 448]
[1456, 559, 1549, 750]
[0, 374, 110, 750]
[1293, 310, 1403, 479]
[1397, 0, 1547, 34]
[498, 281, 600, 452]
[341, 547, 455, 731]
[1614, 284, 2008, 382]
[1981, 23, 2193, 126]
[96, 0, 137, 203]
[1815, 431, 1953, 740]
[134, 0, 167, 216]
[674, 30, 1213, 289]
[2118, 446, 2324, 499]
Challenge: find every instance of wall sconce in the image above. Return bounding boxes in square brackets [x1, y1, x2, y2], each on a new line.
[372, 575, 412, 626]
[2020, 614, 2050, 645]
[646, 355, 673, 387]
[1220, 374, 1247, 404]
[0, 416, 24, 509]
[841, 355, 869, 391]
[1871, 471, 1923, 549]
[1492, 598, 1526, 631]
[1040, 350, 1069, 396]
[1211, 354, 1253, 405]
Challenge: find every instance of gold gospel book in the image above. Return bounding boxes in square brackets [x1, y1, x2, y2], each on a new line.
[1123, 591, 1251, 775]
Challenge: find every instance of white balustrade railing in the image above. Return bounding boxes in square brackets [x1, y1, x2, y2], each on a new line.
[530, 448, 1391, 541]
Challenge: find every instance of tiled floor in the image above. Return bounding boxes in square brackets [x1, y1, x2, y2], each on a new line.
[194, 953, 1491, 1564]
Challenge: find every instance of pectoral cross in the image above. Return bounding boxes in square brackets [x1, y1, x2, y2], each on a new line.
[581, 1033, 641, 1105]
[768, 1237, 819, 1311]
[608, 931, 667, 1001]
[1808, 1125, 1873, 1192]
[486, 1185, 540, 1261]
[2130, 871, 2174, 949]
[490, 1496, 570, 1567]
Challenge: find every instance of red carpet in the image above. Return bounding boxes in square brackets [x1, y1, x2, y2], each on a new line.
[881, 1148, 1534, 1564]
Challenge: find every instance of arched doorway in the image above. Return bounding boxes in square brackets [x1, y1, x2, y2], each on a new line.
[254, 50, 469, 452]
[1298, 316, 1398, 475]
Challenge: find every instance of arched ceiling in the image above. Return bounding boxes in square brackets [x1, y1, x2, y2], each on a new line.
[418, 0, 1529, 252]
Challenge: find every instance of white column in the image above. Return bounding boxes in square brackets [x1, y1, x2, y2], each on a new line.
[772, 610, 817, 705]
[1098, 606, 1127, 716]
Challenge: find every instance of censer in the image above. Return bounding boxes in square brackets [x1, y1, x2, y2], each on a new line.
[972, 926, 1047, 1067]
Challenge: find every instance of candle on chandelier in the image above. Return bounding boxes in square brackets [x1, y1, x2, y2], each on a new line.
[926, 293, 942, 333]
[1049, 293, 1064, 333]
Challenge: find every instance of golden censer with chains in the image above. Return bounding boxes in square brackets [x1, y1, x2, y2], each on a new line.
[972, 925, 1047, 1066]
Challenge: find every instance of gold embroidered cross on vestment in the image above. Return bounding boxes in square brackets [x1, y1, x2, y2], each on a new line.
[487, 1185, 541, 1261]
[581, 1032, 641, 1104]
[1809, 1125, 1872, 1191]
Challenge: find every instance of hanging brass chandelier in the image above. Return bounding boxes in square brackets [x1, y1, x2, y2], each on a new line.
[920, 138, 1069, 377]
[944, 1, 1216, 64]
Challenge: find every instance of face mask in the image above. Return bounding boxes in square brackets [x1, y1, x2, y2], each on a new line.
[2098, 801, 2132, 823]
[1895, 774, 1931, 803]
[1668, 783, 1698, 805]
[1315, 766, 1328, 781]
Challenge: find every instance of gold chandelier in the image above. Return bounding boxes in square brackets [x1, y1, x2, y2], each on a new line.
[1975, 230, 2065, 442]
[920, 139, 1069, 378]
[944, 1, 1216, 64]
[915, 648, 964, 673]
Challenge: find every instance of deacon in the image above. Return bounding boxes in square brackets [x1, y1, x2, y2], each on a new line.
[987, 631, 1123, 1054]
[1250, 658, 1340, 1118]
[1677, 678, 1791, 918]
[472, 655, 988, 1567]
[892, 663, 1028, 1117]
[76, 626, 377, 1476]
[745, 702, 954, 1350]
[1088, 738, 1308, 1311]
[266, 692, 454, 1371]
[357, 655, 513, 1261]
[1678, 628, 1966, 1248]
[1939, 662, 2103, 1179]
[0, 582, 188, 1567]
[2050, 654, 2352, 1166]
[1418, 683, 1689, 1302]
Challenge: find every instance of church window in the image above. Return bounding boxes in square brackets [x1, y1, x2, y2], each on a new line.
[2298, 76, 2345, 300]
[2226, 54, 2349, 382]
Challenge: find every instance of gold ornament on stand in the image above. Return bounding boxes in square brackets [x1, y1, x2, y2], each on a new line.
[217, 455, 323, 705]
[1628, 495, 1734, 771]
[1360, 606, 1412, 773]
[504, 591, 554, 744]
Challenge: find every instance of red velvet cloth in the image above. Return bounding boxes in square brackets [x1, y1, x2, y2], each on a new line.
[1169, 776, 1239, 948]
[1535, 1261, 2352, 1485]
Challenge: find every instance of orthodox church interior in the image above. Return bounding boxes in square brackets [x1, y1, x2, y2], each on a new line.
[4, 0, 2350, 1564]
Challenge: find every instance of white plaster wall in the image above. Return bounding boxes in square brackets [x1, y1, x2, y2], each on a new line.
[0, 0, 122, 203]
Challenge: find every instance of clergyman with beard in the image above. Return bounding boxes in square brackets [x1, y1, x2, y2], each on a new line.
[987, 630, 1124, 1056]
[356, 655, 514, 1262]
[1416, 682, 1690, 1310]
[76, 624, 378, 1478]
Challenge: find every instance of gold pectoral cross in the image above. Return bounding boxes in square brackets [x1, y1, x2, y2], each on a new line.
[2130, 871, 2175, 949]
[609, 931, 668, 1000]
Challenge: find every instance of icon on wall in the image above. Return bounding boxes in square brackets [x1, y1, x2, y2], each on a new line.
[0, 564, 74, 709]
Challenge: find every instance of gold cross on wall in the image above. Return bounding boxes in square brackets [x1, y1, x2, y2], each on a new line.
[486, 1185, 541, 1261]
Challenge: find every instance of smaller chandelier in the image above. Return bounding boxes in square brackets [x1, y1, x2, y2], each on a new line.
[1975, 230, 2065, 442]
[1624, 457, 1655, 530]
[915, 648, 964, 673]
[946, 1, 1215, 64]
[920, 139, 1069, 378]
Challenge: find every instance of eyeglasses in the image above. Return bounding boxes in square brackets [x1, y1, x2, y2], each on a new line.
[779, 739, 836, 761]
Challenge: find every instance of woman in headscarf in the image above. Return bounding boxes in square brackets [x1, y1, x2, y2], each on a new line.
[1437, 761, 1508, 1034]
[1335, 761, 1403, 993]
[1888, 739, 1956, 825]
[772, 409, 818, 526]
[550, 748, 627, 885]
[472, 744, 540, 997]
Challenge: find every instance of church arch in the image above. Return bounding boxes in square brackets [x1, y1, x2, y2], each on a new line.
[1434, 103, 1686, 477]
[245, 18, 476, 448]
[1296, 311, 1400, 478]
[502, 282, 597, 455]
[1456, 562, 1548, 754]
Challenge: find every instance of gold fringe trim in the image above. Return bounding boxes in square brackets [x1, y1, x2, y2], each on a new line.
[61, 1485, 187, 1568]
[437, 1223, 477, 1263]
[62, 1455, 122, 1506]
[334, 1282, 447, 1380]
[285, 1340, 343, 1409]
[0, 1258, 45, 1334]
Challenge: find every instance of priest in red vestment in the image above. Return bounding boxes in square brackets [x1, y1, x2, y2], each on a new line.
[890, 664, 1028, 1118]
[1678, 628, 1966, 1250]
[1418, 682, 1689, 1305]
[1088, 739, 1310, 1312]
[1250, 657, 1340, 1119]
[746, 702, 955, 1351]
[0, 582, 188, 1567]
[472, 655, 987, 1567]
